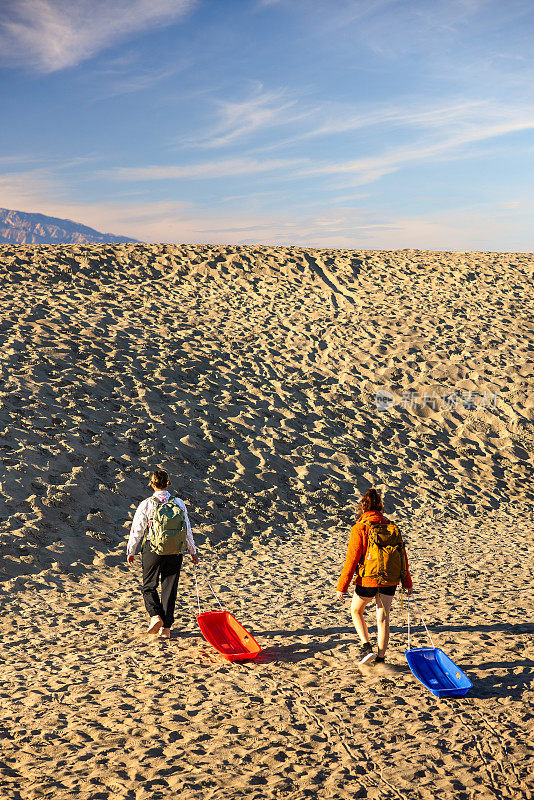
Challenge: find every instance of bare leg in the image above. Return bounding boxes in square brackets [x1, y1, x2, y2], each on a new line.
[375, 593, 394, 657]
[351, 594, 373, 645]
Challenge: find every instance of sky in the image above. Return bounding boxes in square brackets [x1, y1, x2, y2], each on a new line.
[0, 0, 533, 250]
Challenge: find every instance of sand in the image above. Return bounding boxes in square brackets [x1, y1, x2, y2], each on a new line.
[0, 243, 532, 799]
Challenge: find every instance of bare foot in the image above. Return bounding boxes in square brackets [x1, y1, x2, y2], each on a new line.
[147, 615, 163, 634]
[159, 628, 171, 639]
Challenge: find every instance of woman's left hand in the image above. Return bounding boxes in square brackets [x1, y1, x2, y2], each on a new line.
[336, 590, 345, 602]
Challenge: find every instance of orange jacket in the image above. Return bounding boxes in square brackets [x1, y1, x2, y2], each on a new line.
[336, 510, 413, 593]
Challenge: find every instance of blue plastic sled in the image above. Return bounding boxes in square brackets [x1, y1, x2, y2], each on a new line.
[405, 647, 472, 698]
[405, 596, 472, 698]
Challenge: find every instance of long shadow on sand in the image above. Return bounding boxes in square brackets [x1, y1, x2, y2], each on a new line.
[462, 658, 534, 700]
[258, 625, 360, 639]
[256, 637, 361, 664]
[258, 622, 533, 639]
[432, 622, 534, 635]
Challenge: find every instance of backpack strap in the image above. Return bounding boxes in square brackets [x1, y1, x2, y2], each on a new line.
[360, 520, 376, 560]
[399, 534, 407, 585]
[148, 495, 162, 523]
[141, 496, 162, 551]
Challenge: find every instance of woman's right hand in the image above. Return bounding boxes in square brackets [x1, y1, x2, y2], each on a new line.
[336, 590, 345, 602]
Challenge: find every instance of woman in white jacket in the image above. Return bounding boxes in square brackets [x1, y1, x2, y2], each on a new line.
[127, 469, 199, 638]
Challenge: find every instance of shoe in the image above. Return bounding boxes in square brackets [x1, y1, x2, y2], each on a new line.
[159, 628, 171, 639]
[358, 642, 375, 664]
[147, 615, 163, 634]
[375, 655, 386, 664]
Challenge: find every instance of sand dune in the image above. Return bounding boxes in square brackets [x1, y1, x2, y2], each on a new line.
[0, 243, 532, 799]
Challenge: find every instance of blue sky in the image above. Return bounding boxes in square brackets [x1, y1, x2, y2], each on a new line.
[1, 0, 533, 249]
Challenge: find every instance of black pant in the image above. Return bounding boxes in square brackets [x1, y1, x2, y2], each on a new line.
[142, 549, 183, 628]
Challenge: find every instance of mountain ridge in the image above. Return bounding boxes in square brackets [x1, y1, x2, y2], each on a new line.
[0, 207, 141, 245]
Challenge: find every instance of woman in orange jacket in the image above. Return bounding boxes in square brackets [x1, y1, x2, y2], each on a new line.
[336, 488, 413, 664]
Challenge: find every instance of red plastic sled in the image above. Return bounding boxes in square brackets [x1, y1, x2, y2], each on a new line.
[196, 610, 261, 662]
[194, 566, 261, 662]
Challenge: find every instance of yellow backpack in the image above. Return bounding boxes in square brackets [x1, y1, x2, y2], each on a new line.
[358, 522, 406, 584]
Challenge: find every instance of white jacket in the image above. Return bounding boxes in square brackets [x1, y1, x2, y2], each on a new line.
[127, 489, 197, 558]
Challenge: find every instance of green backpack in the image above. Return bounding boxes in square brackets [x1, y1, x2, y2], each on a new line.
[143, 497, 188, 555]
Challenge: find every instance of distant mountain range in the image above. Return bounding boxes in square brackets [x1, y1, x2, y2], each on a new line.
[0, 208, 141, 245]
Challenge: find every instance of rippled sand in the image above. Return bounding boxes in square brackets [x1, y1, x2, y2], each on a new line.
[0, 244, 532, 799]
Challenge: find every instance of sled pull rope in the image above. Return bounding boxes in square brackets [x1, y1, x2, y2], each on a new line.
[407, 594, 436, 650]
[410, 592, 414, 648]
[193, 566, 201, 615]
[193, 564, 224, 613]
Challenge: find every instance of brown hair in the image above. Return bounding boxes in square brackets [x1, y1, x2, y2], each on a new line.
[149, 469, 169, 490]
[357, 487, 384, 519]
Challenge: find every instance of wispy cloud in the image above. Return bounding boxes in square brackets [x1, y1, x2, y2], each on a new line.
[239, 95, 534, 160]
[179, 84, 311, 148]
[499, 200, 534, 211]
[0, 154, 36, 165]
[258, 0, 396, 23]
[111, 98, 534, 190]
[138, 202, 531, 251]
[176, 76, 534, 171]
[99, 62, 186, 97]
[259, 0, 499, 56]
[0, 0, 196, 72]
[107, 156, 306, 181]
[0, 168, 58, 209]
[269, 100, 487, 145]
[297, 110, 534, 185]
[0, 166, 189, 238]
[1, 164, 531, 250]
[92, 49, 189, 97]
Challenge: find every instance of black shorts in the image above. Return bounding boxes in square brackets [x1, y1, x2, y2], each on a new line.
[355, 584, 397, 598]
